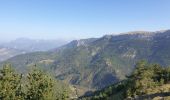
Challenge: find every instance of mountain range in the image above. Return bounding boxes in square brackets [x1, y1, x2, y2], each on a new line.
[2, 30, 170, 94]
[0, 38, 67, 62]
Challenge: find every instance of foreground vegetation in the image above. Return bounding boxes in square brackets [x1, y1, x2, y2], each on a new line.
[82, 61, 170, 100]
[0, 64, 69, 100]
[2, 61, 170, 100]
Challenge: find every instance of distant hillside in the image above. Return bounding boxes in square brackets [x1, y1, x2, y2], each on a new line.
[3, 30, 170, 92]
[0, 47, 25, 62]
[0, 38, 68, 62]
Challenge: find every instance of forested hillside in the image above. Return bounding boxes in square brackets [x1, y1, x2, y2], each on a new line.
[2, 61, 170, 100]
[2, 30, 170, 93]
[82, 61, 170, 100]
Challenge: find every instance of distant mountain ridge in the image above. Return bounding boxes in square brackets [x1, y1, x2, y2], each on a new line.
[0, 38, 68, 62]
[2, 38, 68, 52]
[2, 29, 170, 91]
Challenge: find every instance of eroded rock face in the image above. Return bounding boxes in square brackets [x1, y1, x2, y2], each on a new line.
[121, 49, 137, 59]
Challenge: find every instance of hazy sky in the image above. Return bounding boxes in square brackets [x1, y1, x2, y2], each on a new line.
[0, 0, 170, 41]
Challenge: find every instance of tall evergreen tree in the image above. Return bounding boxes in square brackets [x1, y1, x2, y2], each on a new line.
[25, 68, 56, 100]
[0, 64, 24, 100]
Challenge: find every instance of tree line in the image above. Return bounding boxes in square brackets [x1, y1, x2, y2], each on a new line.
[0, 64, 69, 100]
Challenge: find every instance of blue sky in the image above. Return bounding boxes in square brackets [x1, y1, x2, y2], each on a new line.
[0, 0, 170, 41]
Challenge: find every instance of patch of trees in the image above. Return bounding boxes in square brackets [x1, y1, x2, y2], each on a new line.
[126, 60, 170, 98]
[82, 60, 170, 100]
[0, 64, 69, 100]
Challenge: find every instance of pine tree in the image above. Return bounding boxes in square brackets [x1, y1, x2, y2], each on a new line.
[25, 68, 55, 100]
[0, 64, 24, 100]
